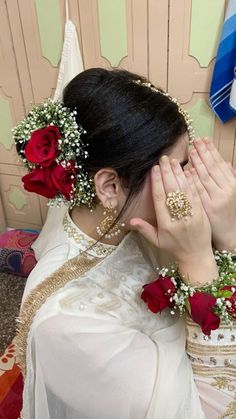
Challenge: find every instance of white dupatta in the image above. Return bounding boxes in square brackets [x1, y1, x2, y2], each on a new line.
[21, 212, 205, 419]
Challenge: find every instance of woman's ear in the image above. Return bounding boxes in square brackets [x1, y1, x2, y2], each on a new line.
[94, 168, 126, 209]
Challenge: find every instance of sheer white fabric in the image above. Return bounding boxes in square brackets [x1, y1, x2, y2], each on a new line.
[53, 0, 84, 102]
[21, 212, 206, 418]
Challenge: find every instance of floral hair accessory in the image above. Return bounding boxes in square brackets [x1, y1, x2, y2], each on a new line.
[141, 250, 236, 336]
[132, 79, 195, 144]
[13, 99, 95, 208]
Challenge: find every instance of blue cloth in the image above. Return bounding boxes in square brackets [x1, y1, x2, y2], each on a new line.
[210, 0, 236, 123]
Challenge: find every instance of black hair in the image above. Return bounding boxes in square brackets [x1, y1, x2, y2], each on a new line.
[63, 67, 187, 218]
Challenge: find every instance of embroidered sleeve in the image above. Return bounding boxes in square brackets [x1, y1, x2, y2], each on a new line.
[186, 316, 236, 418]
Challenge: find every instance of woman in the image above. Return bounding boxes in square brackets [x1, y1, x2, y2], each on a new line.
[15, 68, 236, 418]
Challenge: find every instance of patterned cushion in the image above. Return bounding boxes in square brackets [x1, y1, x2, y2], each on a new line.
[0, 230, 39, 277]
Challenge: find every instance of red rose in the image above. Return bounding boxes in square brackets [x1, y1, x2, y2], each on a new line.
[24, 126, 61, 167]
[22, 161, 77, 200]
[51, 160, 77, 200]
[22, 166, 58, 199]
[188, 292, 220, 335]
[141, 276, 176, 313]
[220, 285, 236, 317]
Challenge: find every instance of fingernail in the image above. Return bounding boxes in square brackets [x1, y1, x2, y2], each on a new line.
[161, 155, 168, 163]
[153, 165, 160, 172]
[190, 149, 197, 155]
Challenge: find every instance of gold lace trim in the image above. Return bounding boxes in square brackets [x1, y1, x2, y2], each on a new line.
[219, 400, 236, 419]
[15, 253, 100, 378]
[192, 364, 236, 378]
[211, 377, 236, 418]
[187, 341, 236, 356]
[211, 377, 235, 392]
[63, 213, 115, 257]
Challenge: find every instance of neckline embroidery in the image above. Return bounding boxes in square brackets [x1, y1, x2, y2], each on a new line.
[63, 211, 116, 258]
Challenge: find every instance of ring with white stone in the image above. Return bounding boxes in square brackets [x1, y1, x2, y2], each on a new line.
[166, 190, 193, 221]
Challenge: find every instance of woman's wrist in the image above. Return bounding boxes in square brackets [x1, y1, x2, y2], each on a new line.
[141, 250, 236, 336]
[177, 252, 219, 286]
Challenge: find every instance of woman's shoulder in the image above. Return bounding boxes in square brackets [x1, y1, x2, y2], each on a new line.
[50, 234, 158, 327]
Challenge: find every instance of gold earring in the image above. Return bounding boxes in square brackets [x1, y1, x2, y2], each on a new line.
[96, 204, 125, 240]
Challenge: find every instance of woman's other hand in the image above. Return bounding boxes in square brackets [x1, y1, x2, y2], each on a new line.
[130, 156, 218, 285]
[188, 138, 236, 253]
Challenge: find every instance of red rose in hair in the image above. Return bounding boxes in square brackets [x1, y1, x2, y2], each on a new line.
[22, 160, 77, 200]
[220, 285, 236, 317]
[141, 276, 176, 313]
[188, 292, 220, 335]
[51, 160, 77, 200]
[24, 126, 61, 167]
[22, 166, 58, 198]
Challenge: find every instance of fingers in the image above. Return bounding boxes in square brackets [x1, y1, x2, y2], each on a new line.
[159, 155, 194, 203]
[189, 144, 217, 197]
[184, 170, 201, 204]
[130, 163, 169, 247]
[202, 138, 234, 182]
[186, 168, 211, 210]
[129, 218, 159, 247]
[159, 155, 180, 193]
[151, 164, 168, 225]
[152, 157, 195, 222]
[227, 161, 236, 177]
[170, 158, 191, 192]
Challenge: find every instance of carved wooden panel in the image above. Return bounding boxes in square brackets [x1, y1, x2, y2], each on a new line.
[0, 1, 26, 166]
[168, 0, 236, 166]
[0, 164, 42, 230]
[1, 0, 235, 230]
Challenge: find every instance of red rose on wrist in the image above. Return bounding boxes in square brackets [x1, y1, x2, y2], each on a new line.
[188, 292, 220, 335]
[22, 166, 58, 199]
[24, 126, 61, 167]
[141, 276, 176, 313]
[220, 285, 236, 317]
[22, 160, 77, 200]
[51, 160, 77, 200]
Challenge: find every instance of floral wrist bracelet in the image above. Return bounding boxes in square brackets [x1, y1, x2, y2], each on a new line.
[141, 250, 236, 336]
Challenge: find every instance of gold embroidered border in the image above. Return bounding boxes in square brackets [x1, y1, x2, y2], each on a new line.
[63, 214, 114, 257]
[187, 341, 236, 356]
[15, 254, 100, 378]
[211, 376, 236, 391]
[219, 400, 236, 419]
[192, 364, 236, 378]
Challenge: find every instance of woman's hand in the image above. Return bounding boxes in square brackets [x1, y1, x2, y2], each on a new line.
[187, 138, 236, 252]
[130, 155, 218, 285]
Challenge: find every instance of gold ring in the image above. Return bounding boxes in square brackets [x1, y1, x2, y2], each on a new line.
[166, 190, 193, 221]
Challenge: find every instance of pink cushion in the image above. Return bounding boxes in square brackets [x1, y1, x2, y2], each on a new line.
[0, 230, 39, 277]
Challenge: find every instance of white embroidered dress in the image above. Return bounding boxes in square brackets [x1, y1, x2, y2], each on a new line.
[20, 210, 235, 418]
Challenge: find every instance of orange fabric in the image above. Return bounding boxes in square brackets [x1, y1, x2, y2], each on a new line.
[0, 343, 23, 419]
[0, 364, 21, 402]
